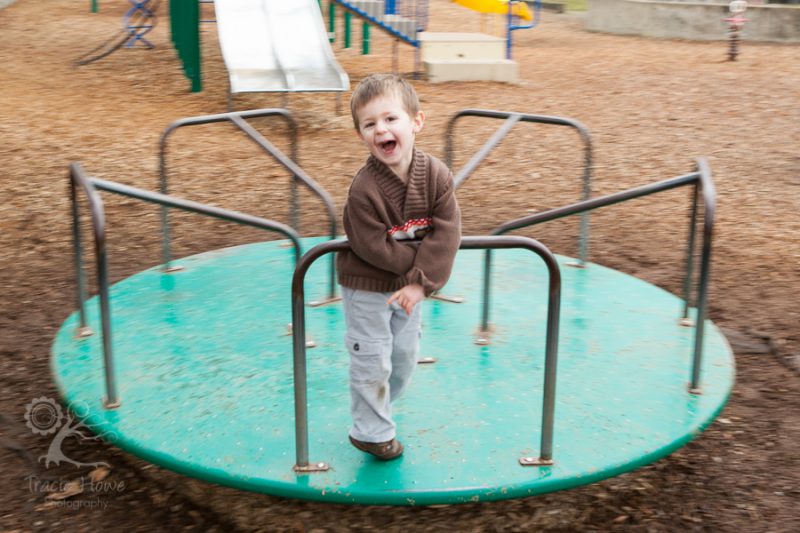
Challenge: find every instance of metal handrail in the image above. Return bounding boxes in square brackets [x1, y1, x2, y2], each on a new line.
[444, 109, 593, 265]
[485, 159, 715, 393]
[290, 236, 561, 472]
[158, 108, 339, 301]
[69, 163, 302, 409]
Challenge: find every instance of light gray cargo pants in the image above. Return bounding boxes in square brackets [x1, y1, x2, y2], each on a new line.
[342, 286, 422, 443]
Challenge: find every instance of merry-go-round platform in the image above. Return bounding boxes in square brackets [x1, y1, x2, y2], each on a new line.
[51, 236, 734, 506]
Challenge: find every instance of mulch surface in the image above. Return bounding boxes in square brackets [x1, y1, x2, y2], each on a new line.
[1, 0, 798, 531]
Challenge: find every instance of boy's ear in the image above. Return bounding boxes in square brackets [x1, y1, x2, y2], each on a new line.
[355, 128, 364, 141]
[413, 110, 425, 134]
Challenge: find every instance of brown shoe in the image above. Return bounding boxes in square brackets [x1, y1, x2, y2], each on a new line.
[349, 435, 404, 461]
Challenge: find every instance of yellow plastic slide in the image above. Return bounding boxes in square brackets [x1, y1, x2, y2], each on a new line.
[452, 0, 533, 21]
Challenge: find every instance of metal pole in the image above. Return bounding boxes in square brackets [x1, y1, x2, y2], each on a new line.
[91, 177, 302, 264]
[328, 1, 335, 43]
[479, 249, 493, 340]
[69, 175, 89, 335]
[690, 159, 715, 394]
[493, 172, 700, 235]
[158, 128, 174, 270]
[94, 204, 119, 409]
[344, 11, 351, 48]
[506, 0, 512, 60]
[536, 253, 561, 463]
[453, 115, 521, 189]
[291, 284, 311, 468]
[577, 127, 593, 266]
[362, 21, 370, 55]
[289, 118, 300, 233]
[681, 183, 700, 324]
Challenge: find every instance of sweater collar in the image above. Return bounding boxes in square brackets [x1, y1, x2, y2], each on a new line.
[367, 149, 428, 217]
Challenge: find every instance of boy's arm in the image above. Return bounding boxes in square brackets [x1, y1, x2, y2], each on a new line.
[343, 197, 417, 276]
[404, 172, 462, 296]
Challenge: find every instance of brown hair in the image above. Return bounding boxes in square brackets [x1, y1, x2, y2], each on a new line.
[350, 74, 420, 131]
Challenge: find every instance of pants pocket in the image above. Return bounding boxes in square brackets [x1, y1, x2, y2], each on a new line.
[346, 334, 390, 384]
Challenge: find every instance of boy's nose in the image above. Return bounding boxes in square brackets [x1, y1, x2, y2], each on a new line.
[375, 120, 388, 133]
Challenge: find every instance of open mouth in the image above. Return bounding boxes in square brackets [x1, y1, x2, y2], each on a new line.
[379, 140, 397, 154]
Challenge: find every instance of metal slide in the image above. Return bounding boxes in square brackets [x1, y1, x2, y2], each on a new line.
[214, 0, 349, 94]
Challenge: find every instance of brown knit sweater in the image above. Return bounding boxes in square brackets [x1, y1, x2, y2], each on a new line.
[337, 149, 462, 296]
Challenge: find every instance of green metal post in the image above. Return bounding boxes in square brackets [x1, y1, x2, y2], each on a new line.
[328, 2, 335, 43]
[91, 0, 98, 13]
[344, 11, 352, 48]
[362, 21, 370, 55]
[169, 0, 202, 92]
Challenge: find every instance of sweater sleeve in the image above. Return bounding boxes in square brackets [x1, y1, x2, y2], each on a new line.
[404, 169, 462, 296]
[343, 196, 417, 276]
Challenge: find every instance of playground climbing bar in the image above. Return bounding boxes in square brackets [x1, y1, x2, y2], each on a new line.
[444, 109, 593, 266]
[290, 236, 562, 472]
[69, 164, 116, 408]
[69, 163, 302, 409]
[157, 109, 340, 304]
[484, 159, 716, 393]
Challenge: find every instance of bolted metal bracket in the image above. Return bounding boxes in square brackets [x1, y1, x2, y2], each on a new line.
[418, 357, 437, 364]
[103, 398, 121, 410]
[293, 462, 330, 474]
[308, 295, 342, 308]
[679, 317, 695, 327]
[75, 326, 93, 338]
[565, 261, 586, 269]
[284, 324, 316, 348]
[519, 456, 553, 467]
[688, 386, 703, 395]
[475, 327, 493, 346]
[429, 293, 464, 304]
[162, 264, 185, 273]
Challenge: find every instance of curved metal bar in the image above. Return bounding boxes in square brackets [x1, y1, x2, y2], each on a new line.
[492, 171, 699, 235]
[158, 108, 298, 267]
[444, 108, 593, 265]
[91, 178, 302, 265]
[690, 157, 716, 393]
[483, 171, 698, 333]
[69, 164, 119, 408]
[291, 235, 561, 470]
[69, 164, 304, 411]
[230, 115, 339, 300]
[487, 165, 716, 393]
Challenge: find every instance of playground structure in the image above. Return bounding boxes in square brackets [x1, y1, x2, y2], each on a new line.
[330, 0, 539, 81]
[78, 1, 541, 90]
[213, 0, 349, 110]
[52, 106, 734, 505]
[75, 0, 161, 66]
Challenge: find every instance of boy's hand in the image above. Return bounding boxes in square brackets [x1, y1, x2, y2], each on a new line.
[387, 284, 425, 315]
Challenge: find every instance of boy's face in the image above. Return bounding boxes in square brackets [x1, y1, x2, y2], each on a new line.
[355, 92, 424, 179]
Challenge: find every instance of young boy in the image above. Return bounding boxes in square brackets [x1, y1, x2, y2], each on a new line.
[337, 74, 462, 461]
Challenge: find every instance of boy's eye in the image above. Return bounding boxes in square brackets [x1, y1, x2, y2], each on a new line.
[363, 122, 375, 129]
